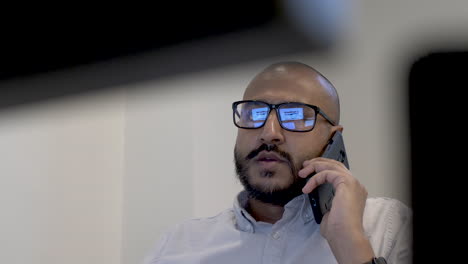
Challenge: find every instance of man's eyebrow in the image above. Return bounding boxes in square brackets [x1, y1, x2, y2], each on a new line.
[248, 99, 308, 104]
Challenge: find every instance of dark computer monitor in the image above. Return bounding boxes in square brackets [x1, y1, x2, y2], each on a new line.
[408, 50, 467, 263]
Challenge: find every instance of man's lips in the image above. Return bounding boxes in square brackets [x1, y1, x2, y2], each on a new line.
[254, 151, 287, 163]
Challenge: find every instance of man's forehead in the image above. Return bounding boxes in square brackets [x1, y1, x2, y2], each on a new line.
[243, 77, 328, 103]
[243, 90, 309, 104]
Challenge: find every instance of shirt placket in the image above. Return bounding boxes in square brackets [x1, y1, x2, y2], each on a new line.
[262, 227, 286, 264]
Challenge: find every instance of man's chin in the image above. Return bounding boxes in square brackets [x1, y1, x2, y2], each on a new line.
[243, 181, 305, 206]
[254, 166, 300, 187]
[235, 151, 305, 206]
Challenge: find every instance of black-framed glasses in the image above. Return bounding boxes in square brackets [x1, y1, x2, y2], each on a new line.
[232, 100, 336, 132]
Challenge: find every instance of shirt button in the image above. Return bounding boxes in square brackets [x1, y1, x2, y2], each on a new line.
[272, 231, 280, 240]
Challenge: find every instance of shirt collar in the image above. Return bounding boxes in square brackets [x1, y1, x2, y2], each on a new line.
[233, 190, 315, 233]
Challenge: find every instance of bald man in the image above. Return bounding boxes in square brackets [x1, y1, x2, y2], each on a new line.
[143, 62, 412, 264]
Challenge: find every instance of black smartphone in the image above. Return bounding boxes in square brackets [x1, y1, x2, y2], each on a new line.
[307, 131, 349, 224]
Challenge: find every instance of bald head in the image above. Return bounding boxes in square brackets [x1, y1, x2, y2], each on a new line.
[243, 61, 340, 124]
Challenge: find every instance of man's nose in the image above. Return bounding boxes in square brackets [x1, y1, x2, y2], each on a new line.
[259, 111, 285, 145]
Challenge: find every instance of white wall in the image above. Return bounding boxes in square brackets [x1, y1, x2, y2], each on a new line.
[0, 86, 124, 264]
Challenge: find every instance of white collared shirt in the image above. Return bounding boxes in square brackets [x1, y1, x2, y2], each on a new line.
[143, 191, 412, 264]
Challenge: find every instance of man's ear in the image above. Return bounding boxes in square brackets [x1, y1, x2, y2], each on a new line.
[323, 125, 343, 149]
[330, 125, 343, 135]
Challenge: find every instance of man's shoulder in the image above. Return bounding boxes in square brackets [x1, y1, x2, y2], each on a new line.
[164, 208, 236, 235]
[365, 197, 412, 217]
[142, 208, 237, 264]
[363, 196, 412, 236]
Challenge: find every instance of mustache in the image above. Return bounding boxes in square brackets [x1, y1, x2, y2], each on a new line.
[246, 144, 292, 164]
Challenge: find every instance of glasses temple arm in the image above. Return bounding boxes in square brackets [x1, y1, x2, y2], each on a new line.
[318, 110, 336, 126]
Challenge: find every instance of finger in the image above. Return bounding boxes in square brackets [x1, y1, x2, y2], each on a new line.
[298, 159, 347, 178]
[312, 157, 348, 169]
[302, 170, 346, 193]
[302, 157, 331, 168]
[298, 164, 316, 178]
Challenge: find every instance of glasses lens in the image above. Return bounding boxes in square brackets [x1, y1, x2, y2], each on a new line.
[234, 101, 269, 128]
[278, 103, 317, 131]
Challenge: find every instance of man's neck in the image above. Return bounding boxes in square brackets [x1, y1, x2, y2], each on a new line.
[247, 198, 285, 224]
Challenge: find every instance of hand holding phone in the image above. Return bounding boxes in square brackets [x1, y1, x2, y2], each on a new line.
[306, 131, 349, 224]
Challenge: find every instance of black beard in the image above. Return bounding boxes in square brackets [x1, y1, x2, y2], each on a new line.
[234, 144, 307, 206]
